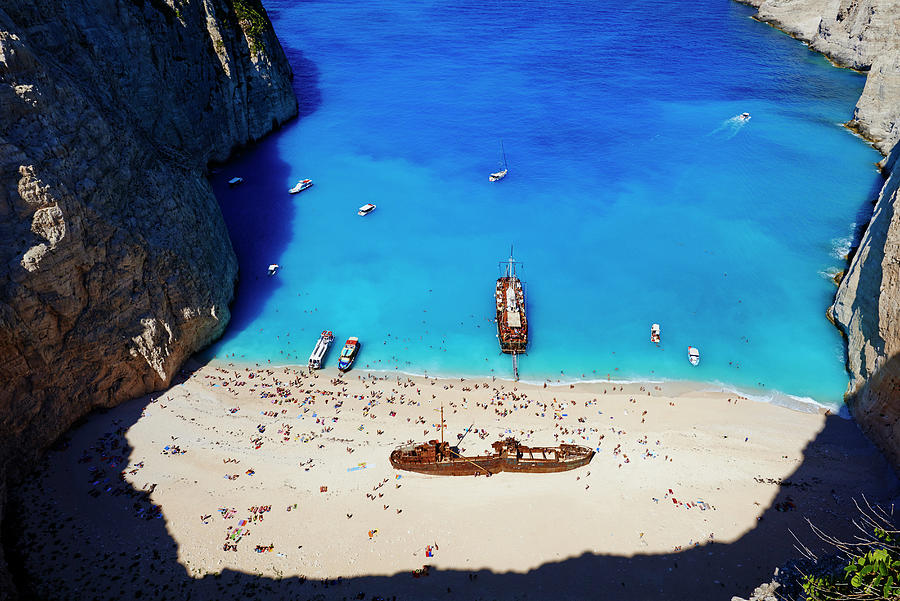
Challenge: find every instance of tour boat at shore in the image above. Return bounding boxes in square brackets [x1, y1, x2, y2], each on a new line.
[308, 330, 334, 370]
[358, 203, 376, 216]
[688, 346, 700, 366]
[337, 337, 360, 372]
[496, 250, 527, 354]
[289, 179, 313, 194]
[390, 437, 593, 476]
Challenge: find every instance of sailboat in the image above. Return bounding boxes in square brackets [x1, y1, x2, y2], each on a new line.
[489, 140, 508, 182]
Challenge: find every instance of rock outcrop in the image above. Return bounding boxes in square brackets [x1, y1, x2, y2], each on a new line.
[737, 0, 900, 468]
[737, 0, 900, 153]
[0, 0, 297, 595]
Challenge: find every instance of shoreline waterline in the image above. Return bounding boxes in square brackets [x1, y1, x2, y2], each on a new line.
[200, 354, 840, 415]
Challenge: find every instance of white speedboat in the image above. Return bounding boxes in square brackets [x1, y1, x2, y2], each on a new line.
[738, 112, 750, 121]
[688, 346, 700, 366]
[267, 264, 279, 276]
[289, 179, 313, 194]
[228, 177, 244, 186]
[650, 323, 660, 344]
[358, 203, 376, 216]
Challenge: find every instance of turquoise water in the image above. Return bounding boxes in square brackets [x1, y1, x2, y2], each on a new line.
[209, 0, 882, 407]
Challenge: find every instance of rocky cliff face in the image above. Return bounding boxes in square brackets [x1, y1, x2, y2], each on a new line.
[737, 0, 900, 466]
[0, 0, 296, 595]
[737, 0, 900, 153]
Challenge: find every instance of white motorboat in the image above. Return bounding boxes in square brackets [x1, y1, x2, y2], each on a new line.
[289, 179, 313, 194]
[650, 323, 660, 344]
[358, 203, 376, 216]
[738, 112, 750, 121]
[308, 330, 335, 370]
[267, 264, 279, 276]
[228, 177, 244, 186]
[688, 346, 700, 366]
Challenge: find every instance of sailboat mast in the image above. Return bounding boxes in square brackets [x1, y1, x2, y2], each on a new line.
[500, 139, 507, 169]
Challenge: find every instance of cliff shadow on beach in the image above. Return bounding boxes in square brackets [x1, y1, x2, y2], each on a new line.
[4, 392, 898, 601]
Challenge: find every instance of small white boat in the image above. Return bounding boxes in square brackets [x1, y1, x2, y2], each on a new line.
[738, 112, 750, 121]
[650, 323, 660, 344]
[228, 177, 244, 186]
[308, 330, 335, 370]
[489, 139, 508, 182]
[358, 203, 376, 216]
[289, 179, 313, 194]
[267, 264, 279, 276]
[688, 346, 700, 366]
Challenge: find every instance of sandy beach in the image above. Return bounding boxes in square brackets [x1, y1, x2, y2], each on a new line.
[8, 360, 898, 600]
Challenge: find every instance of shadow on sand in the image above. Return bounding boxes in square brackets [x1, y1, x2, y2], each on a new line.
[4, 368, 898, 601]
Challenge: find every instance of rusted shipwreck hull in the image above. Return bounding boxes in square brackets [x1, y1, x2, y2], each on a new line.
[389, 437, 593, 476]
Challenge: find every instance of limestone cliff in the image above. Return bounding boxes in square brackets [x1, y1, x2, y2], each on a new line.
[737, 0, 900, 467]
[0, 0, 297, 595]
[737, 0, 900, 153]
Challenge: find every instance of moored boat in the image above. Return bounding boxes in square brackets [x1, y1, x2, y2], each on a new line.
[337, 337, 360, 372]
[651, 323, 660, 344]
[496, 250, 527, 354]
[358, 203, 376, 216]
[308, 330, 334, 370]
[228, 177, 244, 186]
[688, 346, 700, 366]
[289, 179, 313, 194]
[489, 139, 508, 182]
[267, 263, 279, 276]
[390, 437, 593, 476]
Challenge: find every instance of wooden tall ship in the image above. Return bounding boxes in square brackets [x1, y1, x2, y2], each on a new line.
[390, 437, 593, 476]
[496, 250, 527, 354]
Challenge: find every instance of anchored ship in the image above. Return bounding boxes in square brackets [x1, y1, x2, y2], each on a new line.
[496, 249, 527, 378]
[337, 337, 360, 372]
[390, 437, 593, 476]
[308, 330, 334, 370]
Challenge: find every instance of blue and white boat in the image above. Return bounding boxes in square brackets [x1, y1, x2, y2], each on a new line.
[338, 337, 360, 372]
[289, 179, 313, 194]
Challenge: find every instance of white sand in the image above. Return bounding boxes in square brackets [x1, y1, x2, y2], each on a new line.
[9, 361, 898, 600]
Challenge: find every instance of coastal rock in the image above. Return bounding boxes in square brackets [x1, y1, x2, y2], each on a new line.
[0, 0, 296, 596]
[737, 0, 900, 152]
[736, 2, 900, 467]
[831, 143, 900, 466]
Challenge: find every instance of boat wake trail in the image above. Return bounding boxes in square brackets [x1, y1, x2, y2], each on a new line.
[708, 114, 751, 140]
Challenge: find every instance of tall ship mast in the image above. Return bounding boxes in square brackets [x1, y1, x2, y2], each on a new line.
[496, 248, 527, 361]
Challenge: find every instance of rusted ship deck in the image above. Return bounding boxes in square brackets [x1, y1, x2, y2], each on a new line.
[389, 437, 594, 476]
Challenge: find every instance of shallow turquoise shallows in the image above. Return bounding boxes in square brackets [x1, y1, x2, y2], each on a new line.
[208, 0, 883, 408]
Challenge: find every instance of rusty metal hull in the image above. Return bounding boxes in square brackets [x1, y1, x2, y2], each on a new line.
[390, 441, 594, 476]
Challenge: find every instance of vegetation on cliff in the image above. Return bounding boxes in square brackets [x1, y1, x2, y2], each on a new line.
[231, 0, 268, 51]
[800, 502, 900, 600]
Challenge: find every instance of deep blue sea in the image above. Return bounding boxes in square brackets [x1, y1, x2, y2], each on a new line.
[208, 0, 882, 408]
